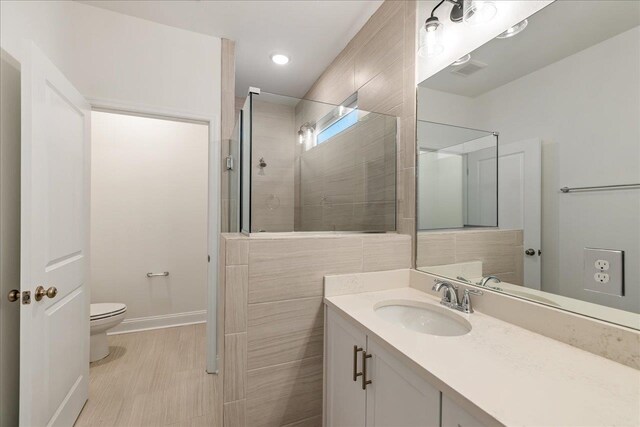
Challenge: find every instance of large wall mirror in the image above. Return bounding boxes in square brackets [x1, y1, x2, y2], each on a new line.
[416, 1, 639, 329]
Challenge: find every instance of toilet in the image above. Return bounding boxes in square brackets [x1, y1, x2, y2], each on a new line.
[90, 303, 127, 362]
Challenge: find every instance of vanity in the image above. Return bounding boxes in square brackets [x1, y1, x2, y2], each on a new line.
[322, 270, 640, 427]
[325, 1, 640, 425]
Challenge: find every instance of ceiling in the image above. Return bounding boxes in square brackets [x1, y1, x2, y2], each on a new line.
[80, 0, 383, 98]
[420, 1, 640, 97]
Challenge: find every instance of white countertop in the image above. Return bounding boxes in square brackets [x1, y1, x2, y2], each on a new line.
[324, 287, 640, 427]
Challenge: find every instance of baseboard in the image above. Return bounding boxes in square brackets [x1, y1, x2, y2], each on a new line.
[108, 310, 207, 335]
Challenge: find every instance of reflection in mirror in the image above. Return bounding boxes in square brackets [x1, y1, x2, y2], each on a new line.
[416, 1, 640, 329]
[417, 121, 497, 230]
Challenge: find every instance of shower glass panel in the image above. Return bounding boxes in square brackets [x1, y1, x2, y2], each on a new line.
[240, 95, 252, 234]
[235, 91, 397, 233]
[227, 111, 241, 232]
[417, 120, 498, 230]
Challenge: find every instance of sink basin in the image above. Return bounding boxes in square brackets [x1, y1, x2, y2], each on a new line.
[374, 300, 471, 336]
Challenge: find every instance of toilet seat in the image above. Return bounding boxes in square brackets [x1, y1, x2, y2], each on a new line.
[90, 303, 127, 321]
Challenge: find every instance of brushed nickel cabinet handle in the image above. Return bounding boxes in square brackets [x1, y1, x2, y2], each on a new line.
[353, 345, 363, 381]
[361, 350, 372, 390]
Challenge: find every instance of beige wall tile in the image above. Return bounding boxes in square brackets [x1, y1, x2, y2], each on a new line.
[223, 400, 246, 427]
[358, 60, 404, 116]
[354, 5, 404, 88]
[416, 232, 456, 267]
[246, 356, 323, 427]
[248, 237, 363, 303]
[223, 333, 247, 403]
[247, 297, 323, 370]
[226, 238, 249, 266]
[225, 265, 248, 334]
[282, 415, 322, 427]
[362, 234, 411, 272]
[218, 235, 227, 361]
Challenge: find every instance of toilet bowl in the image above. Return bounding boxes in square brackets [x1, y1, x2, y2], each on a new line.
[90, 303, 127, 362]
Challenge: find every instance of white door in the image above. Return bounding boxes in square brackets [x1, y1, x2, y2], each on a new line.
[325, 307, 367, 427]
[498, 138, 541, 289]
[466, 145, 498, 227]
[365, 339, 440, 427]
[20, 41, 90, 427]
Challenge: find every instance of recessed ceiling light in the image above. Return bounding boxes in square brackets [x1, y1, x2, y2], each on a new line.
[496, 19, 528, 39]
[271, 54, 290, 65]
[452, 54, 471, 66]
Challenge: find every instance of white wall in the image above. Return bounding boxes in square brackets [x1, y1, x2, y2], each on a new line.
[0, 0, 221, 120]
[416, 0, 552, 83]
[417, 26, 640, 312]
[0, 52, 21, 427]
[91, 112, 209, 331]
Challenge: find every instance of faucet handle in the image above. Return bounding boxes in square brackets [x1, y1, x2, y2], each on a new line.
[461, 288, 483, 313]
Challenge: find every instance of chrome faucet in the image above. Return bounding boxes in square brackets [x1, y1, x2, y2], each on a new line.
[477, 275, 501, 288]
[432, 280, 483, 314]
[432, 280, 459, 306]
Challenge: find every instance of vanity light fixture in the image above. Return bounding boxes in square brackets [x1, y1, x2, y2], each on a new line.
[419, 0, 497, 57]
[496, 19, 528, 39]
[463, 0, 497, 25]
[451, 54, 471, 66]
[298, 122, 314, 145]
[271, 54, 290, 65]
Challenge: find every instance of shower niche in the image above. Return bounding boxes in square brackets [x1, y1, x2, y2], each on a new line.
[229, 90, 398, 234]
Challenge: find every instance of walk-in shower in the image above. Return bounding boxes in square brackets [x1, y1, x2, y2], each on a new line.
[227, 90, 398, 234]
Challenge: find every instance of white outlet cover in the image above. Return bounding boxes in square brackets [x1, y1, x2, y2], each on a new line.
[584, 248, 624, 296]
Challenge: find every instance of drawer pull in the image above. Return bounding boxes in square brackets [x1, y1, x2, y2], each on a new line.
[353, 345, 363, 381]
[362, 350, 372, 390]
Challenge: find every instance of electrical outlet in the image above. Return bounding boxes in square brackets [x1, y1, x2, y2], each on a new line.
[583, 248, 624, 296]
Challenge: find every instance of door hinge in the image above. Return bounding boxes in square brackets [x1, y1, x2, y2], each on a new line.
[22, 290, 31, 305]
[226, 156, 234, 171]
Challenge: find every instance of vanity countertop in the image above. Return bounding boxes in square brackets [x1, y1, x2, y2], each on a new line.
[324, 286, 640, 427]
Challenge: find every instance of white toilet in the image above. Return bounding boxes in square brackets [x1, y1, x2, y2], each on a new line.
[90, 303, 127, 362]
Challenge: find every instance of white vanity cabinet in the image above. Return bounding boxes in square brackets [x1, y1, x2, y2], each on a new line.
[325, 307, 441, 427]
[325, 306, 368, 426]
[441, 395, 486, 427]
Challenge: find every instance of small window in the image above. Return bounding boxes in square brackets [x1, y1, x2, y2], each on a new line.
[313, 94, 358, 147]
[317, 109, 358, 144]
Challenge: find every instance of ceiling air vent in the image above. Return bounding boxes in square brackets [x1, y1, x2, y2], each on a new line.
[450, 60, 487, 77]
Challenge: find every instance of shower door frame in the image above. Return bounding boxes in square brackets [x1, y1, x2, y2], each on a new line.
[86, 97, 220, 374]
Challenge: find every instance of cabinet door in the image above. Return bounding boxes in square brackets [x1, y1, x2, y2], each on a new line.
[441, 394, 487, 427]
[365, 339, 440, 427]
[325, 307, 367, 427]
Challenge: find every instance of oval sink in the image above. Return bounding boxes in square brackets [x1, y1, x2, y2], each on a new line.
[374, 300, 471, 336]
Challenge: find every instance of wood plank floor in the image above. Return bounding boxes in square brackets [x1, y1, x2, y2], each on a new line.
[75, 324, 222, 427]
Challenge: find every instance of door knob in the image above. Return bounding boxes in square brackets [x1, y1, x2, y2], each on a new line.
[7, 289, 20, 302]
[34, 286, 58, 301]
[525, 248, 536, 256]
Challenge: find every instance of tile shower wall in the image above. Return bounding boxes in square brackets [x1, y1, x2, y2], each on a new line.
[416, 229, 524, 285]
[220, 233, 411, 427]
[295, 113, 397, 231]
[303, 0, 418, 241]
[251, 99, 296, 232]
